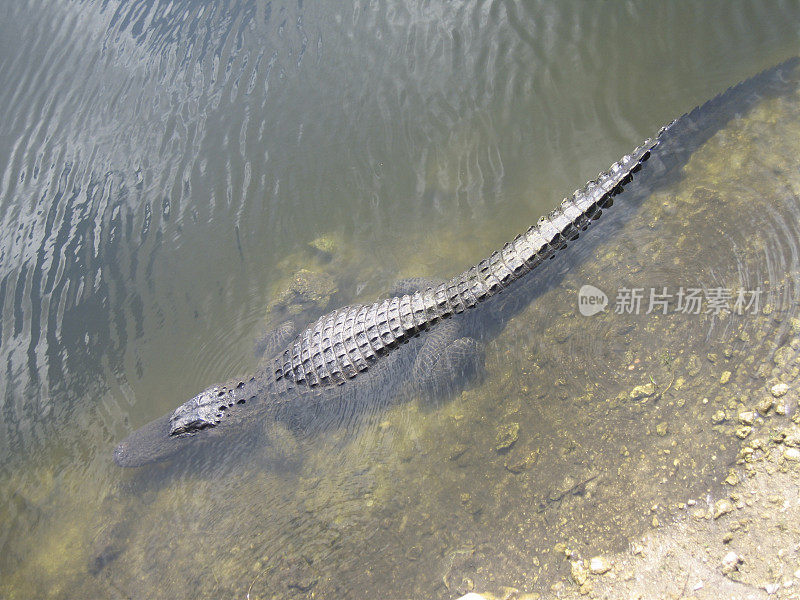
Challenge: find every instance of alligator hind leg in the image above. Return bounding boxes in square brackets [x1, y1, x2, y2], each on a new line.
[389, 277, 484, 397]
[412, 320, 484, 398]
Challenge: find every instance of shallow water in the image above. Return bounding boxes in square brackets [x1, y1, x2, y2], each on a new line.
[2, 1, 800, 598]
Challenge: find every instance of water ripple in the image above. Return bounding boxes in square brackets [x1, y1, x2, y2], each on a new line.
[2, 1, 800, 596]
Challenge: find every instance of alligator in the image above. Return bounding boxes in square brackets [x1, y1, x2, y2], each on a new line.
[113, 132, 662, 467]
[113, 57, 800, 468]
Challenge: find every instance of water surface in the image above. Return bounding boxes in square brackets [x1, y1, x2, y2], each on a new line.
[1, 1, 800, 598]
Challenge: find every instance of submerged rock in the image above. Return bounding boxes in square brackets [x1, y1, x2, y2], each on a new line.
[505, 450, 538, 473]
[771, 383, 789, 398]
[713, 498, 734, 519]
[570, 560, 588, 584]
[721, 551, 742, 575]
[724, 470, 740, 486]
[589, 555, 612, 574]
[629, 382, 656, 400]
[784, 447, 800, 461]
[448, 443, 469, 462]
[757, 397, 774, 415]
[267, 269, 337, 316]
[737, 411, 756, 426]
[495, 422, 520, 452]
[308, 234, 340, 258]
[687, 355, 702, 376]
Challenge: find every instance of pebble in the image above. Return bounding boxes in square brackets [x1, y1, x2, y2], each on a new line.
[713, 499, 734, 519]
[724, 471, 740, 486]
[505, 451, 538, 473]
[692, 508, 709, 521]
[495, 422, 520, 452]
[783, 448, 800, 461]
[571, 560, 588, 585]
[771, 383, 789, 398]
[630, 382, 656, 400]
[720, 371, 732, 384]
[589, 556, 612, 574]
[757, 397, 774, 415]
[721, 551, 742, 574]
[784, 431, 800, 448]
[711, 410, 727, 424]
[738, 411, 756, 426]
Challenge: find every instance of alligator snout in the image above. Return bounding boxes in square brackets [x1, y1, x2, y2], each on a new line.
[112, 441, 131, 466]
[113, 414, 185, 467]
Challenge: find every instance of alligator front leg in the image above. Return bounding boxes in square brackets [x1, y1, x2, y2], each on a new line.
[388, 277, 442, 297]
[254, 320, 297, 359]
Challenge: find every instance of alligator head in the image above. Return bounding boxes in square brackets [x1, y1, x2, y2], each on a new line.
[168, 383, 244, 435]
[114, 378, 257, 467]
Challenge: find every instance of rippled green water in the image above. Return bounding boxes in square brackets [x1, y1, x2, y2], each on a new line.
[2, 1, 800, 598]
